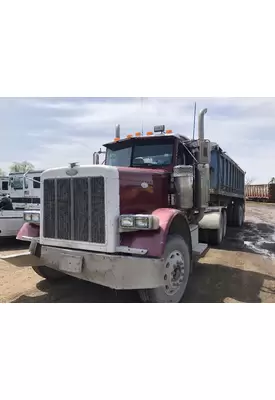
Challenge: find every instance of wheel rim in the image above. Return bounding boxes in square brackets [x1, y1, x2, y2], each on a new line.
[164, 250, 185, 296]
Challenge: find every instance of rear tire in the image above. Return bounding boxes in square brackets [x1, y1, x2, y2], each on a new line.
[32, 265, 66, 281]
[232, 204, 244, 227]
[227, 205, 234, 226]
[138, 234, 191, 303]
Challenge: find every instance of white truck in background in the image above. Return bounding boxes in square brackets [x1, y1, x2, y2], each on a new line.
[0, 170, 43, 239]
[0, 177, 9, 198]
[9, 170, 43, 210]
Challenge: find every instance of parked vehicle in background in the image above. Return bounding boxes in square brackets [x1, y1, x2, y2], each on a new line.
[1, 109, 245, 302]
[0, 177, 9, 198]
[0, 171, 42, 239]
[9, 170, 42, 209]
[246, 178, 275, 202]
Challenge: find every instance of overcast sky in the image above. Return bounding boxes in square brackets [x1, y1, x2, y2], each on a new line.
[0, 97, 273, 183]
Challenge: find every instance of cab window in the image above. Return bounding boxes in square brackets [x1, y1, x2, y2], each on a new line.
[33, 176, 41, 189]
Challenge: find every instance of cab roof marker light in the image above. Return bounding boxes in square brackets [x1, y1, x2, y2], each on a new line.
[146, 132, 153, 136]
[135, 132, 142, 137]
[166, 130, 173, 134]
[127, 134, 133, 139]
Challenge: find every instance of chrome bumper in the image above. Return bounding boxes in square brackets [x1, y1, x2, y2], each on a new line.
[0, 244, 165, 290]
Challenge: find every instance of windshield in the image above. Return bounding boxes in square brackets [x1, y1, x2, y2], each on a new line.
[9, 176, 28, 190]
[106, 141, 174, 167]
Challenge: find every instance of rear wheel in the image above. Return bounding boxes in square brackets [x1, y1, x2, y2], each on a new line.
[139, 234, 191, 303]
[32, 265, 66, 281]
[233, 204, 244, 227]
[227, 205, 234, 226]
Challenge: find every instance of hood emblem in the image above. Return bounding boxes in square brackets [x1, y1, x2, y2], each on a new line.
[66, 162, 79, 176]
[141, 182, 149, 189]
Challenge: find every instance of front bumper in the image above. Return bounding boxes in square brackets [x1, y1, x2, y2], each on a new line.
[1, 243, 165, 290]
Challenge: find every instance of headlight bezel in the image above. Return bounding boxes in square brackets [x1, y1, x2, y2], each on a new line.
[23, 211, 40, 224]
[119, 214, 159, 232]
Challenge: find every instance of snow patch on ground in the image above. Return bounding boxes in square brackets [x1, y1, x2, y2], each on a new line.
[238, 222, 275, 260]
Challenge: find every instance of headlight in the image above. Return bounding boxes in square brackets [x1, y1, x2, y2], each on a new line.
[24, 212, 32, 222]
[24, 211, 40, 223]
[119, 214, 159, 231]
[31, 212, 40, 223]
[135, 216, 150, 229]
[120, 215, 135, 228]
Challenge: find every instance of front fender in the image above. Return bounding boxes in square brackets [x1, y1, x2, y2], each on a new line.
[120, 208, 184, 258]
[16, 222, 40, 241]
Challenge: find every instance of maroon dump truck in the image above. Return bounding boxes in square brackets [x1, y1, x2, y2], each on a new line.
[1, 109, 245, 302]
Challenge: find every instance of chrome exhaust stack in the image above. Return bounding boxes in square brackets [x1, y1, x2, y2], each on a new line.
[93, 152, 100, 165]
[198, 108, 208, 141]
[115, 124, 121, 139]
[194, 108, 210, 223]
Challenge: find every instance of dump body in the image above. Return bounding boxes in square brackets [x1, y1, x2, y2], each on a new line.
[246, 183, 275, 202]
[209, 144, 245, 202]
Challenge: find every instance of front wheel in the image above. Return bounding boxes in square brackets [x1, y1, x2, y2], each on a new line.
[32, 265, 66, 281]
[139, 234, 191, 303]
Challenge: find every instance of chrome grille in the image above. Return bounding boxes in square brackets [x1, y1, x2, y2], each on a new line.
[43, 177, 105, 243]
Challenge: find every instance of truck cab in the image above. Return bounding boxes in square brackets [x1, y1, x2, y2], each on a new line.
[9, 170, 42, 210]
[102, 123, 210, 220]
[0, 171, 43, 240]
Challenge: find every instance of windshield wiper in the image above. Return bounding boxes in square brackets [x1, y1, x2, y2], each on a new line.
[133, 163, 160, 167]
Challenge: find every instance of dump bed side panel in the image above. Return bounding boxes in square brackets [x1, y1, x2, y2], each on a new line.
[210, 147, 245, 199]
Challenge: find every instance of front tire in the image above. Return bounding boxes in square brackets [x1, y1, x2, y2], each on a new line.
[32, 265, 66, 281]
[139, 234, 191, 303]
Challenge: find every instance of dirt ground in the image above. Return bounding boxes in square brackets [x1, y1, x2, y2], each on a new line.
[1, 202, 275, 303]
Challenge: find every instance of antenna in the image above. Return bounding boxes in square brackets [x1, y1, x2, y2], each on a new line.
[192, 102, 197, 140]
[141, 97, 144, 135]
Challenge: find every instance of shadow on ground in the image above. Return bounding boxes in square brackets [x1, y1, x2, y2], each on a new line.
[184, 263, 275, 303]
[12, 262, 275, 303]
[13, 276, 141, 303]
[0, 237, 29, 252]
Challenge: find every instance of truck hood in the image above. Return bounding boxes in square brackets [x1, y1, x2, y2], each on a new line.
[117, 167, 170, 215]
